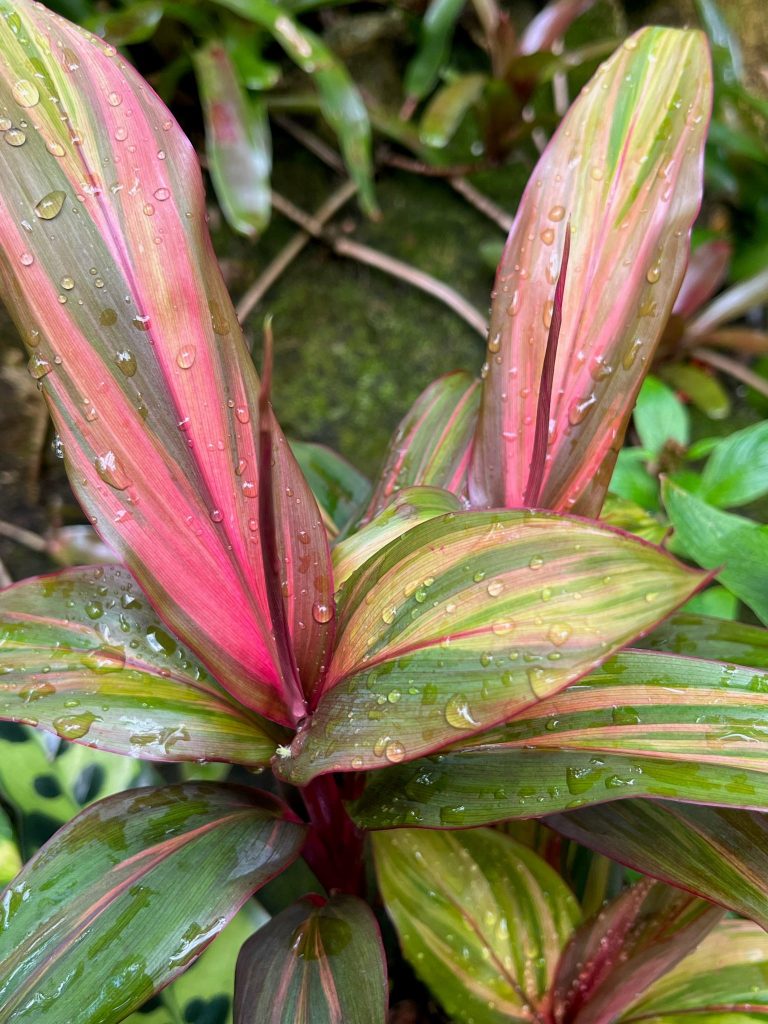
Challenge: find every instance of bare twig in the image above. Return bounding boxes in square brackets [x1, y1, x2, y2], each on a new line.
[448, 177, 513, 232]
[0, 555, 12, 589]
[691, 347, 768, 399]
[0, 519, 47, 552]
[273, 115, 345, 173]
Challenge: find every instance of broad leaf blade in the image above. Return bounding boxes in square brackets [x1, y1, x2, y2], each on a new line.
[469, 27, 711, 515]
[552, 880, 722, 1024]
[0, 2, 290, 721]
[0, 782, 305, 1022]
[0, 809, 21, 889]
[365, 371, 480, 521]
[699, 421, 768, 508]
[374, 828, 580, 1024]
[275, 511, 703, 784]
[0, 567, 278, 766]
[194, 41, 271, 237]
[234, 895, 387, 1023]
[641, 612, 768, 667]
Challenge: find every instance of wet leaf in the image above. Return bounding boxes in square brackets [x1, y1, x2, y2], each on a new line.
[291, 441, 370, 533]
[641, 611, 768, 667]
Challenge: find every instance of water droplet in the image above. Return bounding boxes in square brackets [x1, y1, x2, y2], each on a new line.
[107, 91, 122, 107]
[549, 205, 565, 222]
[488, 332, 501, 354]
[132, 314, 151, 332]
[60, 275, 75, 291]
[114, 350, 137, 376]
[154, 187, 170, 202]
[548, 623, 572, 646]
[0, 117, 10, 131]
[62, 47, 80, 71]
[382, 605, 396, 625]
[28, 353, 52, 379]
[507, 290, 521, 316]
[445, 694, 479, 730]
[623, 338, 643, 369]
[646, 261, 661, 284]
[34, 192, 66, 223]
[312, 601, 333, 624]
[176, 345, 196, 369]
[19, 252, 33, 267]
[143, 202, 155, 217]
[53, 711, 98, 740]
[210, 509, 224, 523]
[81, 645, 126, 673]
[529, 555, 544, 570]
[542, 300, 554, 328]
[235, 405, 249, 424]
[5, 128, 26, 146]
[487, 580, 504, 597]
[94, 450, 131, 490]
[85, 601, 103, 619]
[12, 79, 39, 107]
[46, 140, 66, 157]
[114, 126, 128, 142]
[100, 308, 118, 327]
[590, 165, 604, 181]
[540, 227, 555, 245]
[568, 394, 597, 425]
[241, 481, 256, 498]
[385, 741, 406, 763]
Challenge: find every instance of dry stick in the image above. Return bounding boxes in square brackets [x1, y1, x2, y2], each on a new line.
[0, 519, 47, 552]
[691, 346, 768, 400]
[270, 190, 489, 338]
[448, 176, 513, 232]
[0, 555, 12, 588]
[273, 115, 345, 173]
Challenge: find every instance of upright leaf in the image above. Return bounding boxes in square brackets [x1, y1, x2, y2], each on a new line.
[469, 28, 711, 515]
[234, 895, 387, 1023]
[672, 238, 731, 319]
[290, 441, 370, 533]
[0, 783, 305, 1023]
[375, 828, 580, 1024]
[403, 0, 466, 103]
[633, 377, 690, 457]
[518, 0, 596, 55]
[275, 511, 702, 784]
[0, 1, 293, 722]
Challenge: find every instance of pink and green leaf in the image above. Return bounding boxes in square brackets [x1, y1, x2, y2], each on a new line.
[0, 782, 305, 1023]
[518, 0, 597, 56]
[275, 511, 703, 784]
[641, 612, 768, 667]
[364, 371, 480, 522]
[551, 880, 723, 1024]
[374, 828, 580, 1024]
[193, 40, 272, 237]
[234, 895, 387, 1023]
[0, 1, 294, 721]
[0, 566, 281, 766]
[469, 27, 712, 516]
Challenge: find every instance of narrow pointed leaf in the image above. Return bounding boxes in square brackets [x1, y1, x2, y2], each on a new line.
[275, 511, 703, 785]
[518, 0, 596, 55]
[351, 648, 768, 828]
[599, 494, 667, 544]
[672, 239, 731, 319]
[0, 567, 279, 766]
[194, 41, 271, 237]
[0, 1, 290, 721]
[656, 363, 731, 420]
[333, 487, 462, 588]
[688, 267, 768, 337]
[469, 28, 711, 515]
[0, 782, 305, 1023]
[290, 441, 370, 533]
[403, 0, 466, 102]
[365, 372, 480, 521]
[549, 801, 768, 930]
[419, 73, 486, 149]
[551, 880, 723, 1024]
[234, 895, 387, 1023]
[374, 828, 580, 1024]
[622, 920, 768, 1023]
[641, 612, 768, 667]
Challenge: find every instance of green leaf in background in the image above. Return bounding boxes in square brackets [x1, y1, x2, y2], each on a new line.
[194, 41, 272, 237]
[681, 584, 739, 619]
[0, 566, 279, 766]
[374, 828, 580, 1024]
[662, 479, 768, 625]
[290, 441, 371, 534]
[352, 648, 768, 828]
[657, 363, 731, 421]
[549, 801, 768, 931]
[403, 0, 466, 102]
[276, 511, 702, 784]
[609, 449, 659, 511]
[0, 783, 305, 1023]
[87, 1, 165, 46]
[234, 895, 387, 1023]
[699, 420, 768, 507]
[419, 72, 487, 148]
[633, 376, 690, 456]
[599, 494, 666, 543]
[0, 808, 21, 889]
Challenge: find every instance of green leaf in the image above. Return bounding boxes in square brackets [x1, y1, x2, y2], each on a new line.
[290, 441, 371, 534]
[656, 363, 731, 421]
[0, 567, 278, 766]
[549, 801, 768, 930]
[0, 782, 305, 1023]
[0, 808, 21, 889]
[419, 73, 486, 148]
[275, 511, 703, 785]
[641, 611, 768, 666]
[194, 41, 272, 237]
[662, 479, 768, 625]
[699, 420, 768, 507]
[600, 494, 666, 543]
[234, 895, 387, 1023]
[374, 828, 580, 1024]
[403, 0, 466, 101]
[351, 649, 768, 828]
[633, 376, 690, 456]
[609, 449, 659, 511]
[87, 1, 165, 46]
[552, 880, 723, 1024]
[681, 584, 739, 619]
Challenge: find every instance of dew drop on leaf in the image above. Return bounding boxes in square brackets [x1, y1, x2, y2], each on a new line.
[107, 91, 122, 107]
[154, 187, 170, 202]
[94, 450, 131, 490]
[19, 252, 33, 266]
[445, 694, 479, 729]
[312, 601, 333, 624]
[53, 711, 98, 740]
[12, 79, 39, 107]
[100, 308, 118, 327]
[34, 190, 66, 222]
[529, 555, 544, 570]
[46, 140, 66, 158]
[548, 205, 565, 222]
[0, 117, 11, 131]
[385, 741, 406, 763]
[5, 128, 26, 146]
[28, 353, 52, 379]
[176, 345, 196, 369]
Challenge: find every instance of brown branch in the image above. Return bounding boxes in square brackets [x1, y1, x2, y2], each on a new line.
[691, 347, 768, 399]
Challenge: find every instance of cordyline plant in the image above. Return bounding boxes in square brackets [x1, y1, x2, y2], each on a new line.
[2, 3, 768, 1022]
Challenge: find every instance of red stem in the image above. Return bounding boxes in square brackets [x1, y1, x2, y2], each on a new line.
[301, 775, 366, 896]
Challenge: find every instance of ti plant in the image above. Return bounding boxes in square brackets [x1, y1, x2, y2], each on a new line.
[2, 3, 768, 1022]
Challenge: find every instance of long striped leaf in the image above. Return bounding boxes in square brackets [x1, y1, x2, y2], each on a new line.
[0, 1, 295, 723]
[274, 512, 702, 785]
[351, 648, 768, 828]
[0, 566, 279, 766]
[469, 28, 711, 516]
[234, 895, 387, 1023]
[374, 828, 580, 1024]
[364, 371, 480, 522]
[549, 801, 768, 930]
[0, 782, 305, 1023]
[551, 880, 723, 1024]
[641, 612, 768, 667]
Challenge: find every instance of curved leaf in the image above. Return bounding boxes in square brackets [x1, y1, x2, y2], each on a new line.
[403, 0, 466, 102]
[699, 421, 768, 508]
[518, 0, 596, 56]
[641, 612, 768, 667]
[351, 648, 768, 828]
[275, 511, 702, 785]
[634, 377, 690, 457]
[290, 441, 370, 534]
[365, 371, 480, 522]
[0, 1, 293, 721]
[0, 809, 20, 889]
[688, 267, 768, 338]
[374, 828, 580, 1024]
[469, 27, 711, 516]
[0, 782, 305, 1023]
[419, 73, 486, 149]
[0, 567, 278, 766]
[234, 895, 387, 1023]
[672, 239, 731, 319]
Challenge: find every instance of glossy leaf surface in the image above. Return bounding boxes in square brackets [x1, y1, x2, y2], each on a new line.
[469, 28, 711, 515]
[518, 0, 596, 55]
[194, 41, 271, 237]
[352, 649, 768, 828]
[551, 880, 722, 1024]
[0, 783, 305, 1022]
[550, 801, 768, 930]
[0, 0, 291, 721]
[633, 377, 690, 456]
[641, 612, 768, 667]
[234, 895, 387, 1023]
[375, 828, 580, 1024]
[0, 567, 278, 765]
[276, 512, 702, 784]
[365, 371, 480, 521]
